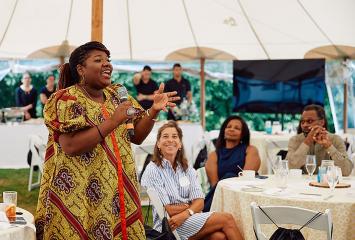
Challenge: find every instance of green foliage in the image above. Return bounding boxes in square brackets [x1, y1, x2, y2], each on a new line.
[0, 71, 335, 132]
[0, 71, 58, 117]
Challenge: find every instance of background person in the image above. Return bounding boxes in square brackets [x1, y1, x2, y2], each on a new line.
[133, 65, 159, 110]
[141, 121, 243, 240]
[39, 75, 56, 107]
[15, 72, 37, 120]
[164, 63, 192, 120]
[204, 116, 261, 212]
[286, 104, 352, 176]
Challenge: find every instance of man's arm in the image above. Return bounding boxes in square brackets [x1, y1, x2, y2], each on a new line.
[186, 91, 192, 103]
[325, 135, 353, 176]
[133, 73, 141, 85]
[286, 136, 310, 169]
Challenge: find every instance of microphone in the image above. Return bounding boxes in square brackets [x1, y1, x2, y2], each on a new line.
[117, 86, 136, 138]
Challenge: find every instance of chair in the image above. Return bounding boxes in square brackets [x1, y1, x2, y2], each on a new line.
[146, 188, 181, 240]
[191, 131, 216, 168]
[28, 134, 46, 191]
[250, 202, 332, 240]
[265, 139, 289, 174]
[196, 167, 210, 195]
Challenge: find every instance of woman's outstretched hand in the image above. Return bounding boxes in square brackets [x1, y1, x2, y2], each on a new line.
[151, 83, 180, 112]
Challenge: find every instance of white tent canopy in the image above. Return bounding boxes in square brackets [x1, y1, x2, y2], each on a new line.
[0, 0, 354, 61]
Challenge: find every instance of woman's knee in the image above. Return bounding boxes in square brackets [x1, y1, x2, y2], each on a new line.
[209, 231, 226, 240]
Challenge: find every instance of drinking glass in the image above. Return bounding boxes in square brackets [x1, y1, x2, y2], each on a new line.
[2, 191, 17, 206]
[326, 166, 340, 195]
[271, 155, 282, 174]
[276, 160, 289, 189]
[305, 155, 316, 179]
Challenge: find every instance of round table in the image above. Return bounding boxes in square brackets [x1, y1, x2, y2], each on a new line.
[210, 176, 355, 240]
[0, 207, 36, 240]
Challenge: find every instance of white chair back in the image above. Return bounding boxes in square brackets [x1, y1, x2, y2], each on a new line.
[250, 202, 332, 240]
[265, 139, 289, 174]
[146, 188, 181, 240]
[28, 134, 46, 191]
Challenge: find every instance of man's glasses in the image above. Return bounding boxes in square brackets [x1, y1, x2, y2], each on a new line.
[300, 119, 320, 125]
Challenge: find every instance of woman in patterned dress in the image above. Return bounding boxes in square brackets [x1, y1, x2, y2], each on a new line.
[141, 121, 243, 240]
[35, 41, 179, 240]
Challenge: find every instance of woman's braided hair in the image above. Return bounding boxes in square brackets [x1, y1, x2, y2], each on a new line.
[58, 41, 110, 90]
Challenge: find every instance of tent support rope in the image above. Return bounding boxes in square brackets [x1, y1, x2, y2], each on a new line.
[126, 0, 133, 60]
[236, 0, 270, 59]
[0, 0, 19, 48]
[297, 0, 346, 57]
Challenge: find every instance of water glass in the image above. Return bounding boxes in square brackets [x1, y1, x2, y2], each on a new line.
[271, 155, 282, 174]
[305, 155, 316, 179]
[2, 191, 17, 206]
[326, 166, 340, 194]
[276, 160, 289, 189]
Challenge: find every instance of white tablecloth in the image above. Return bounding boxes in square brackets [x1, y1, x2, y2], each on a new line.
[0, 207, 36, 240]
[0, 122, 48, 169]
[210, 176, 355, 240]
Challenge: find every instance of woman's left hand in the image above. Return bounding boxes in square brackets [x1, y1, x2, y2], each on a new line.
[151, 83, 180, 112]
[168, 211, 189, 231]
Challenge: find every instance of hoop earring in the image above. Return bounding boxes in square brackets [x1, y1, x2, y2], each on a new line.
[80, 74, 86, 84]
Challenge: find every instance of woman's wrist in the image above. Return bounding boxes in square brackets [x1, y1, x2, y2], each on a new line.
[146, 108, 159, 122]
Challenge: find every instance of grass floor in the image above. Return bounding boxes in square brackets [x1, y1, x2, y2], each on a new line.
[0, 168, 152, 226]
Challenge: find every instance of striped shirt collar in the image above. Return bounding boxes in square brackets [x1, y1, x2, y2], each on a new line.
[162, 158, 182, 171]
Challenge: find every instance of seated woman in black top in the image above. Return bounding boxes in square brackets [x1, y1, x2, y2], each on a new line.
[40, 75, 56, 108]
[133, 65, 158, 110]
[15, 73, 37, 120]
[203, 116, 261, 212]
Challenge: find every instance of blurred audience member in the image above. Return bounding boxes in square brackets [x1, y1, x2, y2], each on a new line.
[133, 65, 159, 110]
[15, 72, 37, 120]
[164, 63, 192, 120]
[40, 75, 56, 107]
[287, 104, 352, 176]
[204, 116, 260, 211]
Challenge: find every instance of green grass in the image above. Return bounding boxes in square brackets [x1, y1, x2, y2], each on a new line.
[0, 168, 152, 226]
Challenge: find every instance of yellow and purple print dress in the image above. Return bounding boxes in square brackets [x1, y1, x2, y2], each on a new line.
[35, 84, 145, 240]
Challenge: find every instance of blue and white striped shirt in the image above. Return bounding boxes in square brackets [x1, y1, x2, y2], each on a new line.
[141, 159, 213, 240]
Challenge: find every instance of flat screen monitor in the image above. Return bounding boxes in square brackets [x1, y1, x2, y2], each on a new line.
[233, 59, 325, 114]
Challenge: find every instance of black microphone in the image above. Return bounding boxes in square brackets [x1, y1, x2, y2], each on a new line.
[117, 86, 136, 139]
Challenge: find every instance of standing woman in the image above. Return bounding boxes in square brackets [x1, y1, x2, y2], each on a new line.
[35, 41, 178, 240]
[15, 72, 37, 120]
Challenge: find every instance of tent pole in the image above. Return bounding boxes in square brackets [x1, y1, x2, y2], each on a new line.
[59, 56, 65, 65]
[200, 58, 206, 129]
[91, 0, 103, 42]
[343, 82, 348, 133]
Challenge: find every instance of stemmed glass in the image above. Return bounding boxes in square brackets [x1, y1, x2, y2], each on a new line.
[276, 160, 289, 189]
[326, 166, 340, 196]
[305, 155, 316, 180]
[271, 155, 282, 174]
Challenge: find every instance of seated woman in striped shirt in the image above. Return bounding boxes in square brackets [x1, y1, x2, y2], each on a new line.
[141, 121, 243, 240]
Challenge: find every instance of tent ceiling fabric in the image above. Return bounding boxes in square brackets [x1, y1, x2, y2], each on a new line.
[165, 47, 236, 61]
[27, 40, 77, 59]
[304, 45, 355, 60]
[0, 0, 354, 60]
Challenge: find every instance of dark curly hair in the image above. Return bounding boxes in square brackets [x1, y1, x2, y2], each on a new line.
[216, 115, 250, 153]
[58, 41, 110, 90]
